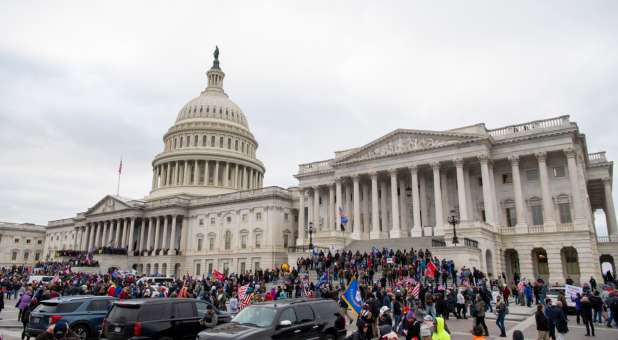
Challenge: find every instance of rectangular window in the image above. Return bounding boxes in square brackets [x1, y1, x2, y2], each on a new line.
[502, 173, 513, 184]
[284, 213, 289, 221]
[199, 219, 204, 226]
[208, 263, 213, 273]
[559, 203, 572, 224]
[505, 207, 517, 227]
[35, 253, 40, 261]
[26, 239, 31, 244]
[209, 238, 214, 251]
[11, 252, 17, 261]
[240, 262, 246, 273]
[526, 169, 539, 181]
[553, 166, 566, 177]
[210, 217, 216, 225]
[283, 234, 289, 248]
[256, 212, 262, 221]
[37, 240, 42, 245]
[255, 234, 262, 248]
[241, 235, 247, 249]
[14, 238, 19, 244]
[24, 252, 29, 261]
[197, 239, 203, 251]
[242, 214, 247, 221]
[254, 262, 260, 271]
[196, 263, 201, 276]
[531, 206, 544, 226]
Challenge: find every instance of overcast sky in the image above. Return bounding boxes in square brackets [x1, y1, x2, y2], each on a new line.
[1, 1, 616, 235]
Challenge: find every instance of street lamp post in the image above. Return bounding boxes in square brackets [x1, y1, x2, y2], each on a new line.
[308, 222, 314, 251]
[447, 210, 460, 245]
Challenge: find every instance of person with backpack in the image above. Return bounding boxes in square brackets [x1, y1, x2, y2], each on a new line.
[473, 294, 489, 336]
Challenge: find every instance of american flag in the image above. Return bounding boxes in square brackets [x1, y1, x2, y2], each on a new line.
[238, 284, 253, 310]
[118, 158, 123, 175]
[412, 283, 420, 299]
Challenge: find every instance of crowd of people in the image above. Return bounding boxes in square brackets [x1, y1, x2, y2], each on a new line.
[0, 246, 616, 340]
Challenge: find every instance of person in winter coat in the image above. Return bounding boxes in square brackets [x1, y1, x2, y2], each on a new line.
[552, 301, 569, 340]
[404, 311, 421, 340]
[589, 290, 603, 324]
[16, 291, 32, 322]
[535, 304, 549, 340]
[572, 293, 582, 324]
[473, 295, 489, 336]
[346, 319, 371, 340]
[431, 317, 450, 340]
[494, 296, 507, 337]
[580, 296, 594, 336]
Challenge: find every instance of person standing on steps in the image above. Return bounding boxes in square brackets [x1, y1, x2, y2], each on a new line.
[495, 295, 507, 337]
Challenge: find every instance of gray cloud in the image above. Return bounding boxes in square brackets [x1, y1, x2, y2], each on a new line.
[0, 1, 617, 236]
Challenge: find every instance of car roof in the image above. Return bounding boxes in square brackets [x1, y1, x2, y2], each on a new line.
[114, 298, 200, 306]
[43, 295, 116, 304]
[251, 298, 333, 308]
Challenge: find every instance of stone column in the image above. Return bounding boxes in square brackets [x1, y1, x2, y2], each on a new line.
[479, 156, 495, 225]
[389, 169, 401, 238]
[249, 169, 254, 189]
[73, 227, 79, 250]
[152, 167, 157, 190]
[454, 159, 469, 222]
[603, 178, 618, 237]
[153, 216, 161, 251]
[352, 175, 361, 239]
[170, 215, 178, 252]
[536, 152, 556, 227]
[128, 218, 135, 253]
[297, 188, 306, 245]
[115, 219, 122, 247]
[432, 162, 444, 236]
[89, 223, 96, 251]
[234, 164, 239, 188]
[161, 216, 168, 250]
[214, 161, 220, 186]
[370, 172, 381, 239]
[183, 161, 189, 185]
[335, 179, 342, 230]
[243, 166, 248, 189]
[165, 162, 171, 186]
[192, 160, 198, 185]
[121, 218, 128, 247]
[223, 162, 229, 187]
[138, 219, 146, 252]
[565, 149, 585, 224]
[328, 184, 335, 231]
[204, 160, 210, 186]
[380, 179, 388, 233]
[362, 182, 370, 238]
[509, 155, 527, 227]
[409, 166, 422, 237]
[104, 221, 111, 245]
[179, 216, 187, 254]
[488, 161, 500, 225]
[313, 186, 320, 230]
[145, 218, 152, 253]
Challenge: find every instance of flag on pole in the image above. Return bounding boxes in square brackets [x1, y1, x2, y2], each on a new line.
[341, 279, 363, 315]
[317, 272, 329, 287]
[238, 284, 253, 310]
[412, 283, 420, 299]
[339, 207, 349, 225]
[212, 270, 225, 281]
[425, 260, 437, 279]
[118, 158, 123, 174]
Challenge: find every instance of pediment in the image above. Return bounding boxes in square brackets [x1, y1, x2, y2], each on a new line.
[86, 195, 132, 215]
[335, 129, 485, 164]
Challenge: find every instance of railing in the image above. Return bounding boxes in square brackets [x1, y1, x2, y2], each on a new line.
[557, 223, 574, 232]
[48, 218, 75, 226]
[528, 225, 544, 233]
[500, 227, 516, 234]
[432, 239, 446, 247]
[464, 238, 478, 248]
[287, 245, 330, 253]
[598, 235, 618, 243]
[588, 151, 607, 164]
[192, 186, 291, 206]
[298, 160, 333, 175]
[488, 115, 571, 138]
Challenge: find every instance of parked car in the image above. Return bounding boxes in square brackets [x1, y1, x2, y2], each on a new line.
[197, 298, 346, 340]
[101, 298, 230, 340]
[136, 276, 175, 287]
[26, 295, 117, 340]
[546, 286, 577, 314]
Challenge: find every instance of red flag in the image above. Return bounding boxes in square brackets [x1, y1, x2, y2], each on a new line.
[425, 261, 437, 279]
[213, 270, 225, 281]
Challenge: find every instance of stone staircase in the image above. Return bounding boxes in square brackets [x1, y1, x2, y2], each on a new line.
[344, 236, 442, 253]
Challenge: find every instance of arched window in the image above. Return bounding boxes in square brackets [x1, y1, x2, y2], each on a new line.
[227, 138, 231, 149]
[202, 135, 207, 146]
[219, 136, 224, 147]
[179, 137, 183, 148]
[242, 142, 245, 153]
[235, 140, 239, 151]
[199, 106, 203, 113]
[224, 231, 232, 250]
[211, 136, 215, 146]
[186, 136, 190, 147]
[173, 138, 177, 149]
[194, 135, 198, 147]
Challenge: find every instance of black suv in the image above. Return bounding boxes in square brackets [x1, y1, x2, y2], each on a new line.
[197, 298, 346, 340]
[101, 298, 231, 340]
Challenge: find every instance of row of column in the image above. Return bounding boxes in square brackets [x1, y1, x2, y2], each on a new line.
[603, 177, 618, 237]
[152, 160, 262, 191]
[297, 148, 591, 244]
[77, 215, 186, 256]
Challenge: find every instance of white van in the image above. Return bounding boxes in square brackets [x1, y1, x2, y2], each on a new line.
[136, 277, 175, 286]
[27, 275, 54, 285]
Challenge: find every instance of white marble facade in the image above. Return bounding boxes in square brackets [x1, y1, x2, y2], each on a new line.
[0, 222, 45, 267]
[39, 52, 617, 285]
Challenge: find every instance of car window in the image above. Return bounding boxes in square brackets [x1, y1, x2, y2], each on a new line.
[57, 302, 82, 313]
[195, 301, 209, 317]
[293, 305, 314, 323]
[86, 300, 111, 312]
[108, 305, 140, 322]
[35, 303, 58, 313]
[311, 301, 338, 321]
[140, 304, 171, 321]
[174, 302, 195, 319]
[278, 308, 297, 324]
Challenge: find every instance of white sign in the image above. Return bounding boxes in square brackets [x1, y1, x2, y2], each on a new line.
[564, 284, 582, 299]
[386, 257, 394, 264]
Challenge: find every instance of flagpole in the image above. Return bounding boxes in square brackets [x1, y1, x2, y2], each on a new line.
[116, 157, 122, 196]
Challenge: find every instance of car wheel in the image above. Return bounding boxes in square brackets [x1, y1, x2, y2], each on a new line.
[322, 334, 336, 340]
[71, 324, 89, 340]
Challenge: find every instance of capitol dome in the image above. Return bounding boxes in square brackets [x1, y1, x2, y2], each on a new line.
[149, 47, 265, 198]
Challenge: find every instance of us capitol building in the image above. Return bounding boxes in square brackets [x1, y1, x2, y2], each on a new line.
[27, 50, 617, 285]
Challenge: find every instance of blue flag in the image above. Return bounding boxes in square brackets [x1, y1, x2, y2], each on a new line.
[339, 207, 349, 225]
[318, 272, 329, 287]
[342, 279, 363, 315]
